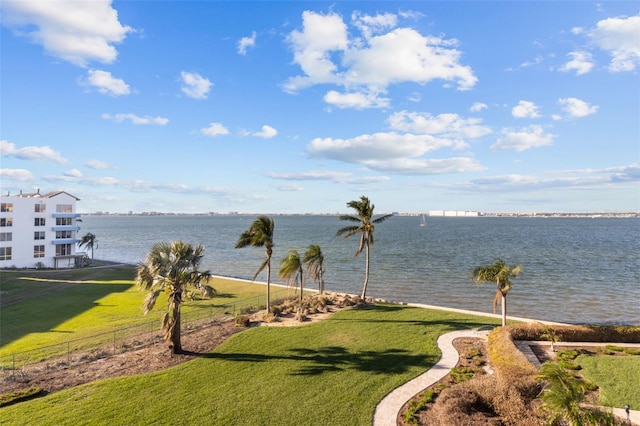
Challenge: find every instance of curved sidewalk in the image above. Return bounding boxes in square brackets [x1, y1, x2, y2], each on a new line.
[373, 329, 487, 426]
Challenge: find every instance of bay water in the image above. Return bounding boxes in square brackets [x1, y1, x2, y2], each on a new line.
[78, 215, 640, 325]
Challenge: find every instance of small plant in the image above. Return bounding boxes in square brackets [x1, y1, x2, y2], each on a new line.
[558, 359, 582, 370]
[541, 325, 560, 352]
[450, 366, 474, 383]
[234, 315, 250, 327]
[35, 261, 46, 270]
[464, 347, 482, 359]
[623, 348, 640, 355]
[557, 349, 580, 361]
[604, 344, 624, 352]
[403, 390, 435, 425]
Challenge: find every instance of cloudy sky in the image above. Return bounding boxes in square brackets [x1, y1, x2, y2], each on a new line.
[1, 1, 638, 214]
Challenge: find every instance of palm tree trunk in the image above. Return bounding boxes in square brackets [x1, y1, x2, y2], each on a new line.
[167, 293, 182, 354]
[501, 294, 507, 327]
[361, 241, 370, 299]
[266, 255, 271, 314]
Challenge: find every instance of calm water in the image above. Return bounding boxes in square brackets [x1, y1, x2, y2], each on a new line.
[78, 215, 640, 325]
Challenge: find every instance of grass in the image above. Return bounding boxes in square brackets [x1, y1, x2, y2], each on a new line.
[0, 305, 499, 425]
[0, 265, 296, 363]
[577, 354, 640, 409]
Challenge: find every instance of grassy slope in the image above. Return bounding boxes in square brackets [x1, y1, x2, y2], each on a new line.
[577, 354, 640, 409]
[0, 305, 498, 425]
[0, 266, 285, 359]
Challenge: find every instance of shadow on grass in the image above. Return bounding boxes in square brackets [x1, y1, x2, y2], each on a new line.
[195, 346, 438, 376]
[0, 283, 132, 348]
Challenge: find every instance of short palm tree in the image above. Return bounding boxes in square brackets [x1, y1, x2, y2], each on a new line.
[135, 241, 211, 354]
[78, 232, 98, 260]
[303, 244, 325, 294]
[235, 216, 275, 313]
[472, 258, 522, 326]
[336, 196, 392, 300]
[278, 249, 304, 320]
[537, 362, 615, 425]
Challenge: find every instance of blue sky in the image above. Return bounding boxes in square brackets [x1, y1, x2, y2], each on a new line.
[1, 1, 639, 214]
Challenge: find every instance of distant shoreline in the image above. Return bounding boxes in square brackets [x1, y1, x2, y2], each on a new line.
[78, 212, 640, 218]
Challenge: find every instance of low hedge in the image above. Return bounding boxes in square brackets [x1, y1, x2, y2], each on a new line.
[0, 387, 45, 407]
[507, 323, 640, 343]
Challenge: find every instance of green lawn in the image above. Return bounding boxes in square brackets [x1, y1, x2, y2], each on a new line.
[0, 266, 292, 363]
[577, 354, 640, 409]
[0, 304, 498, 425]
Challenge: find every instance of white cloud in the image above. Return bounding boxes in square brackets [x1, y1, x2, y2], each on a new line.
[64, 168, 83, 177]
[324, 90, 390, 109]
[1, 0, 132, 67]
[237, 31, 256, 55]
[200, 122, 229, 137]
[266, 170, 390, 184]
[101, 113, 169, 125]
[351, 11, 397, 39]
[85, 159, 110, 169]
[470, 102, 487, 112]
[284, 11, 477, 109]
[364, 157, 484, 174]
[180, 71, 212, 99]
[308, 132, 456, 163]
[0, 168, 34, 181]
[491, 125, 555, 151]
[82, 70, 130, 96]
[388, 111, 491, 140]
[512, 100, 541, 118]
[276, 183, 304, 192]
[0, 140, 68, 164]
[559, 51, 594, 75]
[253, 125, 278, 139]
[558, 97, 598, 118]
[589, 14, 640, 72]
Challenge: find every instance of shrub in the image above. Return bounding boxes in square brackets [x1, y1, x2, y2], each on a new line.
[450, 367, 474, 383]
[234, 315, 250, 327]
[624, 348, 640, 355]
[403, 390, 435, 425]
[604, 345, 624, 352]
[557, 349, 581, 361]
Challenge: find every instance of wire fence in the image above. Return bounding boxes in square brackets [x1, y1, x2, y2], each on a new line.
[0, 289, 294, 384]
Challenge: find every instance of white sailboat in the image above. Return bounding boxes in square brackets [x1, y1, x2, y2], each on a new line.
[420, 214, 426, 227]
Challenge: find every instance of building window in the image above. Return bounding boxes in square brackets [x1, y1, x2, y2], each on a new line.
[1, 203, 13, 212]
[0, 218, 12, 227]
[34, 218, 46, 226]
[0, 232, 12, 241]
[55, 244, 72, 256]
[34, 245, 45, 258]
[35, 203, 46, 213]
[0, 247, 12, 261]
[56, 204, 73, 213]
[55, 217, 73, 226]
[56, 231, 72, 239]
[34, 231, 45, 240]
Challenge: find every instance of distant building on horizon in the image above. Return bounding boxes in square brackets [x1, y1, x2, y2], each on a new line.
[428, 210, 479, 217]
[0, 190, 84, 268]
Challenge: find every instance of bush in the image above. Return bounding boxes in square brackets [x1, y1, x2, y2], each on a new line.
[624, 348, 640, 355]
[604, 345, 624, 352]
[234, 315, 250, 327]
[508, 323, 640, 343]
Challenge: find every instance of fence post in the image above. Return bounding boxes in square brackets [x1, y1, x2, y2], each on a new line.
[113, 330, 117, 355]
[67, 342, 70, 365]
[12, 354, 15, 379]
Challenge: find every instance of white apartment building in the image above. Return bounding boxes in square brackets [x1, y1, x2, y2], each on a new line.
[0, 190, 84, 268]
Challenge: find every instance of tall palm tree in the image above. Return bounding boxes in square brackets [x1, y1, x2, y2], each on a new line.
[235, 216, 275, 313]
[135, 241, 211, 354]
[78, 232, 98, 260]
[278, 249, 304, 320]
[303, 244, 325, 294]
[336, 195, 392, 300]
[472, 258, 523, 326]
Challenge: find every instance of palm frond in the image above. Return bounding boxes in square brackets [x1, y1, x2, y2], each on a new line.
[142, 289, 162, 314]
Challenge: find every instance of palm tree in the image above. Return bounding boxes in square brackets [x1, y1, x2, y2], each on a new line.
[279, 249, 304, 320]
[135, 241, 211, 355]
[235, 216, 275, 313]
[537, 362, 615, 425]
[78, 232, 98, 261]
[472, 258, 522, 326]
[336, 195, 392, 300]
[303, 244, 325, 294]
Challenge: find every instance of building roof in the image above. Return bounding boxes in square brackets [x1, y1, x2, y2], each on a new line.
[3, 190, 80, 200]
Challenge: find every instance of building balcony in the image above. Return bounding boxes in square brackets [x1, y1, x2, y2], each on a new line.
[52, 212, 81, 218]
[51, 238, 80, 245]
[51, 225, 80, 231]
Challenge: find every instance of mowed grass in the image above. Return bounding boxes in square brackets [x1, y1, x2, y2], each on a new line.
[0, 265, 290, 360]
[577, 354, 640, 409]
[0, 305, 499, 425]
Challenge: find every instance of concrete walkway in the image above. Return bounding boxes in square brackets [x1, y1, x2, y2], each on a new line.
[373, 329, 488, 426]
